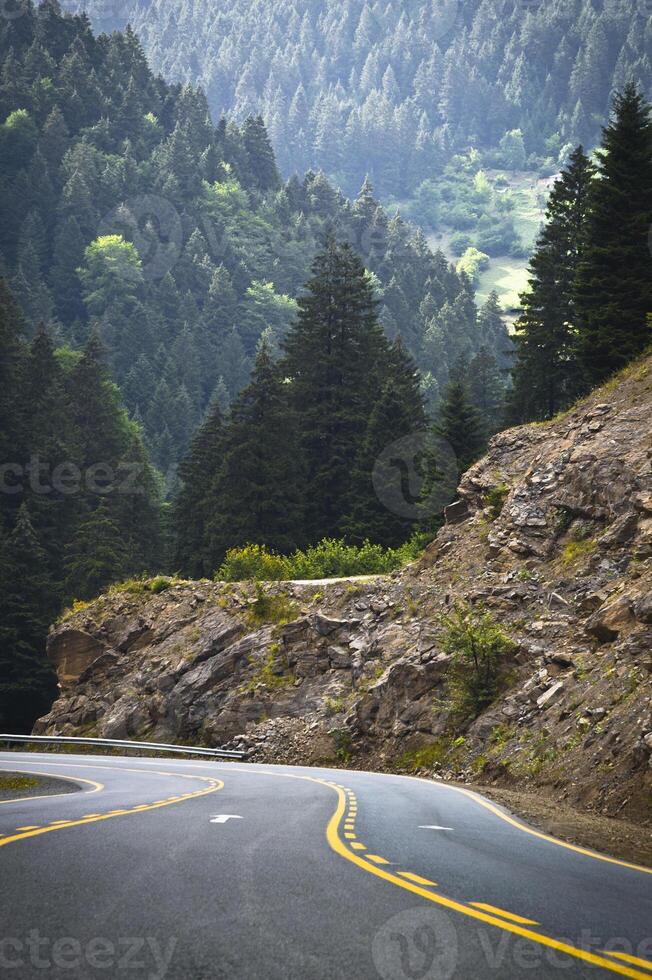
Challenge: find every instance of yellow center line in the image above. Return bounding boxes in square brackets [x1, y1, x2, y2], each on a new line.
[0, 767, 223, 849]
[470, 902, 540, 926]
[601, 952, 652, 971]
[319, 780, 651, 980]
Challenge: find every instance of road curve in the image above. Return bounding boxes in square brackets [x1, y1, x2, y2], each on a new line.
[0, 752, 650, 979]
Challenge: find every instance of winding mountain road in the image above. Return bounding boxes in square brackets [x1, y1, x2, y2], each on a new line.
[0, 752, 650, 979]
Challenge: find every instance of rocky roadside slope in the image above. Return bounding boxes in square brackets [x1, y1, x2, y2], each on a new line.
[36, 357, 652, 831]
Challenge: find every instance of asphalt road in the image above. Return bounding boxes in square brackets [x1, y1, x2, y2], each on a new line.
[0, 752, 650, 980]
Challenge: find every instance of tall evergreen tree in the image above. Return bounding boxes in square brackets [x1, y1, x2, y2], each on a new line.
[282, 236, 388, 541]
[209, 342, 303, 562]
[511, 146, 595, 420]
[468, 345, 506, 437]
[173, 397, 225, 578]
[346, 336, 426, 547]
[0, 504, 57, 732]
[436, 376, 486, 480]
[64, 500, 129, 601]
[575, 86, 652, 384]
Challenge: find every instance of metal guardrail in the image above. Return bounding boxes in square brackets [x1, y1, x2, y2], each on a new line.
[0, 734, 244, 759]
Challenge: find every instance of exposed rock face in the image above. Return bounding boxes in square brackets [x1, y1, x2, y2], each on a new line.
[37, 357, 652, 824]
[47, 629, 106, 686]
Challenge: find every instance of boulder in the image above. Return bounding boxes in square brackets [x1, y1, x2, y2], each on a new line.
[598, 512, 638, 549]
[310, 613, 360, 636]
[633, 593, 652, 624]
[444, 499, 469, 524]
[537, 681, 564, 710]
[97, 696, 150, 739]
[585, 595, 635, 643]
[327, 645, 352, 669]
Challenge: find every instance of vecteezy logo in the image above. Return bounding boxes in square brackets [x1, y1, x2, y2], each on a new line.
[98, 195, 183, 281]
[372, 431, 458, 521]
[372, 907, 459, 980]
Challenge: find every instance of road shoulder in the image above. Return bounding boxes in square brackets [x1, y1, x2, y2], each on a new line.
[465, 782, 652, 869]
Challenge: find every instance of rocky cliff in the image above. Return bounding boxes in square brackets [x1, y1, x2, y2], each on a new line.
[37, 357, 652, 825]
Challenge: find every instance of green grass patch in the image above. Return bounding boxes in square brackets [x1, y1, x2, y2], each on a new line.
[561, 538, 597, 566]
[245, 649, 295, 691]
[244, 584, 300, 627]
[109, 575, 182, 596]
[484, 482, 510, 520]
[0, 774, 39, 791]
[395, 736, 467, 773]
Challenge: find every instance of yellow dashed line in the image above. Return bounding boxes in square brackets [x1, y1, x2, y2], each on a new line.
[318, 779, 651, 980]
[470, 902, 540, 926]
[398, 871, 438, 887]
[15, 825, 39, 831]
[351, 842, 366, 850]
[344, 832, 356, 839]
[0, 773, 223, 849]
[366, 854, 391, 865]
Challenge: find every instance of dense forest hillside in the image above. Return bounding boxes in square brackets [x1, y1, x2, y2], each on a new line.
[0, 2, 513, 730]
[0, 1, 509, 485]
[62, 0, 652, 197]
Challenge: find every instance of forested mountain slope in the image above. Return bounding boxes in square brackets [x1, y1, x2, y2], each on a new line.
[62, 0, 652, 196]
[0, 1, 509, 482]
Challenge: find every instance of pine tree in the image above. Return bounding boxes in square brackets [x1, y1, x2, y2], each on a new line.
[436, 376, 486, 480]
[0, 504, 57, 733]
[511, 146, 595, 420]
[282, 236, 388, 541]
[64, 500, 129, 601]
[173, 397, 225, 578]
[209, 342, 303, 562]
[0, 279, 27, 494]
[346, 337, 426, 547]
[469, 346, 506, 437]
[575, 86, 652, 384]
[241, 116, 281, 192]
[22, 326, 77, 602]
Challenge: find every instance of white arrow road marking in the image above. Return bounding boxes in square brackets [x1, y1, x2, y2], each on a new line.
[419, 825, 453, 830]
[210, 814, 242, 824]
